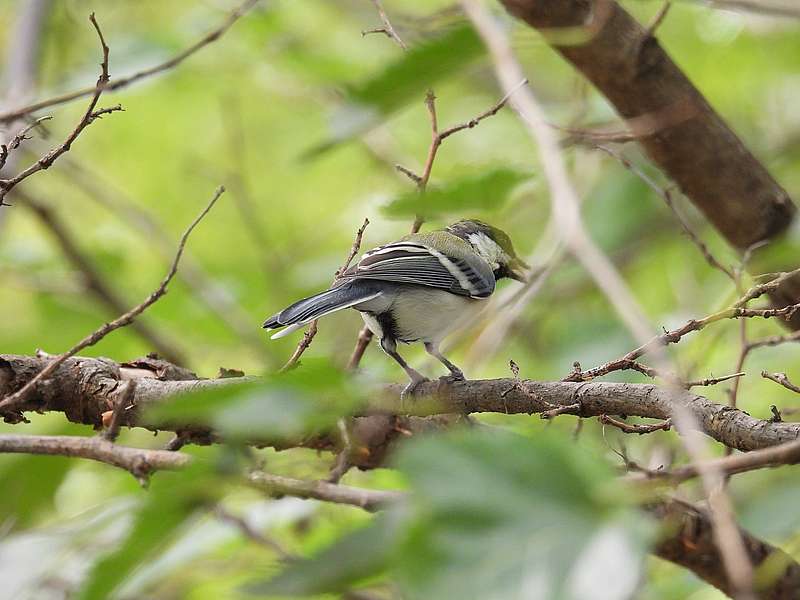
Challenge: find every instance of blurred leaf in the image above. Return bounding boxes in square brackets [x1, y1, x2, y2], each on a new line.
[247, 508, 403, 596]
[383, 168, 527, 218]
[392, 429, 652, 600]
[144, 359, 361, 441]
[248, 429, 651, 600]
[309, 24, 483, 153]
[77, 462, 221, 600]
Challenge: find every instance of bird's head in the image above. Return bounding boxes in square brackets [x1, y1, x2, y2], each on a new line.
[446, 219, 529, 282]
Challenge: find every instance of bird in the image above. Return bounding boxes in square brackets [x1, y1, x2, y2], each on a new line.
[263, 219, 528, 396]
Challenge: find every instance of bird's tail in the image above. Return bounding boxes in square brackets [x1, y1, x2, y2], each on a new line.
[263, 281, 380, 339]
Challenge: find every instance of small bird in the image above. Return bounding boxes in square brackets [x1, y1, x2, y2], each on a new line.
[263, 219, 528, 395]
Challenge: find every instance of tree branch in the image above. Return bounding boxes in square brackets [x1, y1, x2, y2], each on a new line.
[0, 13, 121, 206]
[0, 0, 260, 124]
[3, 354, 800, 454]
[0, 434, 188, 482]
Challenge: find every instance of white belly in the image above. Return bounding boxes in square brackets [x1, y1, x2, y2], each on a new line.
[357, 287, 483, 344]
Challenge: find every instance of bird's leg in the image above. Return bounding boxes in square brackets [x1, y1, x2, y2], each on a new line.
[424, 342, 465, 383]
[380, 337, 428, 401]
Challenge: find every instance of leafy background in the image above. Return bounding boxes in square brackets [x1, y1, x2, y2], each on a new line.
[1, 1, 799, 598]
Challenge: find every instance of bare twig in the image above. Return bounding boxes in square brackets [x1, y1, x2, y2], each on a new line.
[53, 156, 262, 350]
[214, 506, 297, 560]
[281, 218, 370, 373]
[594, 144, 735, 281]
[600, 414, 672, 435]
[247, 470, 402, 512]
[102, 380, 137, 442]
[361, 0, 408, 50]
[0, 434, 188, 482]
[644, 2, 672, 37]
[762, 371, 800, 395]
[565, 298, 800, 383]
[685, 372, 745, 389]
[0, 0, 260, 124]
[0, 13, 121, 206]
[0, 186, 225, 414]
[0, 115, 52, 171]
[19, 189, 186, 364]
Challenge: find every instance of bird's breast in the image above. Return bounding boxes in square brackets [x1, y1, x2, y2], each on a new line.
[354, 285, 483, 344]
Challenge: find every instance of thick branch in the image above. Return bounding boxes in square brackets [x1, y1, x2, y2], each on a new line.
[499, 0, 794, 249]
[2, 354, 799, 454]
[499, 0, 800, 330]
[651, 499, 800, 599]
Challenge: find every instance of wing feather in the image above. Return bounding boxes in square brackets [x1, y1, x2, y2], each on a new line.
[342, 241, 495, 298]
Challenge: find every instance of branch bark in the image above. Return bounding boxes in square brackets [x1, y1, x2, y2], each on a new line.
[2, 354, 798, 454]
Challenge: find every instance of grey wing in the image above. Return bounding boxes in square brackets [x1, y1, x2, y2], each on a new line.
[341, 241, 495, 298]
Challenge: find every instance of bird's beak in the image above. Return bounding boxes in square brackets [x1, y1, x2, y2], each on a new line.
[508, 257, 529, 283]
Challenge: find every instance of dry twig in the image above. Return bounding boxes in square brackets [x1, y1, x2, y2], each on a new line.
[0, 14, 122, 206]
[0, 186, 225, 416]
[0, 0, 260, 124]
[762, 371, 800, 395]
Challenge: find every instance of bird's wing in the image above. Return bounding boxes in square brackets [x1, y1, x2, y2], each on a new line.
[341, 240, 495, 298]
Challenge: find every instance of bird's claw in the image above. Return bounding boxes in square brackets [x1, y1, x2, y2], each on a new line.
[438, 370, 465, 385]
[400, 377, 429, 407]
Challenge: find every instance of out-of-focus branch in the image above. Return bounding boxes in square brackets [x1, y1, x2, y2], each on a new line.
[247, 471, 402, 512]
[0, 0, 261, 124]
[463, 3, 757, 594]
[0, 186, 224, 417]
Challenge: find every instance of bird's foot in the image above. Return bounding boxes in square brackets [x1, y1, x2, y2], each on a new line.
[400, 377, 430, 408]
[438, 370, 466, 385]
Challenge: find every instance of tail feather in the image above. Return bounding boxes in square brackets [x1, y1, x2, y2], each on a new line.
[263, 282, 380, 339]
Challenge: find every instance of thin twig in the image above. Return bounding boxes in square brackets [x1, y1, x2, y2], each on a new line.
[565, 297, 800, 382]
[19, 189, 186, 364]
[247, 470, 402, 512]
[361, 0, 408, 50]
[644, 2, 672, 37]
[0, 115, 52, 171]
[0, 434, 188, 483]
[214, 506, 298, 560]
[594, 144, 735, 281]
[685, 372, 745, 389]
[0, 186, 225, 414]
[762, 371, 800, 395]
[463, 2, 756, 595]
[599, 414, 672, 435]
[0, 0, 260, 124]
[0, 13, 121, 206]
[102, 380, 137, 442]
[281, 218, 370, 373]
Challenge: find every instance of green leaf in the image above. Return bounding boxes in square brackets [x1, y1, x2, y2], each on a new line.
[246, 508, 404, 596]
[77, 462, 221, 600]
[143, 359, 361, 441]
[393, 429, 652, 600]
[308, 24, 484, 154]
[383, 168, 527, 218]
